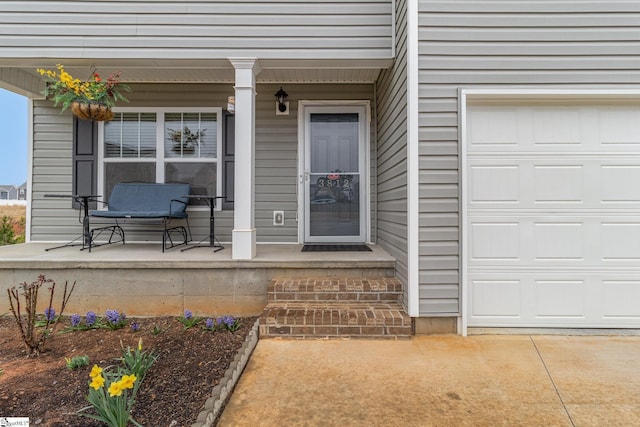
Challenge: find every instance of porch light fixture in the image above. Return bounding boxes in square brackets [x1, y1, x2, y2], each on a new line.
[227, 96, 235, 114]
[274, 87, 289, 115]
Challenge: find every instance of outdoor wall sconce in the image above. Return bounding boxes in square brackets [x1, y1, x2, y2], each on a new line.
[275, 87, 289, 115]
[227, 96, 235, 114]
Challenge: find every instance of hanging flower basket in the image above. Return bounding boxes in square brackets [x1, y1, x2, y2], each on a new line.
[71, 100, 114, 122]
[37, 64, 130, 122]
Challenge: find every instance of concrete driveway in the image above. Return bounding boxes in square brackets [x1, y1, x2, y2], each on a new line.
[218, 335, 640, 426]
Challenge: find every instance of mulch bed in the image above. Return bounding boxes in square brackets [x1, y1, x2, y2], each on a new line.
[0, 315, 257, 426]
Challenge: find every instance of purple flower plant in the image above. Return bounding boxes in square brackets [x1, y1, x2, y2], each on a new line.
[205, 318, 214, 330]
[105, 309, 120, 324]
[85, 311, 97, 327]
[183, 309, 193, 320]
[130, 321, 140, 332]
[70, 313, 81, 327]
[105, 309, 127, 330]
[44, 307, 56, 321]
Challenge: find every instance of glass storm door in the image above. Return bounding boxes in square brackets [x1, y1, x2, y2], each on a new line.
[304, 106, 367, 243]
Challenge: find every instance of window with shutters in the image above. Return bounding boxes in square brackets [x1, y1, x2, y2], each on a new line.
[99, 107, 223, 208]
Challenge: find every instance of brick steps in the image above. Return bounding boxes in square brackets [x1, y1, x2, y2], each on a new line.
[259, 278, 412, 339]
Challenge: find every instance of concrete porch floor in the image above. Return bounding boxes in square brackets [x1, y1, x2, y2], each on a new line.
[219, 335, 640, 426]
[0, 242, 395, 266]
[0, 243, 396, 316]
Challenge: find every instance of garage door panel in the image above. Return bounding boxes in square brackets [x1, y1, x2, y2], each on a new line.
[468, 273, 640, 327]
[599, 109, 640, 145]
[469, 216, 640, 268]
[535, 280, 585, 318]
[468, 108, 520, 146]
[602, 280, 640, 318]
[532, 109, 582, 145]
[470, 165, 520, 202]
[534, 223, 583, 260]
[601, 165, 640, 202]
[470, 279, 522, 318]
[470, 222, 520, 260]
[468, 158, 640, 210]
[601, 222, 640, 260]
[534, 165, 584, 202]
[468, 105, 640, 154]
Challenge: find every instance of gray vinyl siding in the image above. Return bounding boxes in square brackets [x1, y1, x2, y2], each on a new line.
[0, 1, 392, 60]
[375, 0, 408, 306]
[31, 83, 376, 244]
[417, 0, 640, 316]
[255, 84, 376, 243]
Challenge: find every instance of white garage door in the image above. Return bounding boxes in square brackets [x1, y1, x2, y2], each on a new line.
[465, 102, 640, 328]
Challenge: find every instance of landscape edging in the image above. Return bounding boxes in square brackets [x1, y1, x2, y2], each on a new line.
[191, 318, 260, 427]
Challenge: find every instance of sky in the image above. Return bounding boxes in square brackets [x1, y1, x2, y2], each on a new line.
[0, 88, 28, 185]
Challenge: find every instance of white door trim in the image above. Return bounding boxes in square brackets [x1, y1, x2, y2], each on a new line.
[297, 100, 371, 244]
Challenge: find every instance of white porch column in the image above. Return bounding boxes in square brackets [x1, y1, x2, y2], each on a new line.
[229, 58, 261, 259]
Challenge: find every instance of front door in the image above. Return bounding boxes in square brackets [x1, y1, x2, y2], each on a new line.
[302, 104, 368, 243]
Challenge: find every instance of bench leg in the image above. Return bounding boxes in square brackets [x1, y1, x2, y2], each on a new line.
[162, 219, 189, 252]
[89, 225, 125, 251]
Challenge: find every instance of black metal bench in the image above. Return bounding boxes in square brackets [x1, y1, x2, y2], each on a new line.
[88, 183, 191, 252]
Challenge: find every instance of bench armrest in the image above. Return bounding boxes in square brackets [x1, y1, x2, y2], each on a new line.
[169, 198, 188, 217]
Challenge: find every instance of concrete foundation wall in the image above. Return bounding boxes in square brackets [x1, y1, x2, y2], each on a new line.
[414, 317, 457, 335]
[1, 265, 395, 317]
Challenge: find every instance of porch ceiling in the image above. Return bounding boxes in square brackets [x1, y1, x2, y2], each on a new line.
[1, 58, 389, 96]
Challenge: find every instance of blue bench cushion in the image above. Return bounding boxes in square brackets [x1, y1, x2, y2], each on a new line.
[89, 183, 190, 219]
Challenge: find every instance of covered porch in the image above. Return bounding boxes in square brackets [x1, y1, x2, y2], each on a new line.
[0, 242, 396, 317]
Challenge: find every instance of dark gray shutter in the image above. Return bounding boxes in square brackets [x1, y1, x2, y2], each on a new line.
[72, 117, 98, 209]
[222, 112, 235, 210]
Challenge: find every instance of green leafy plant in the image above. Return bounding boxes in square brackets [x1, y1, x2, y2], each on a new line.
[78, 340, 157, 427]
[177, 309, 201, 330]
[119, 339, 158, 381]
[7, 275, 75, 356]
[151, 324, 167, 336]
[37, 64, 130, 112]
[66, 355, 90, 370]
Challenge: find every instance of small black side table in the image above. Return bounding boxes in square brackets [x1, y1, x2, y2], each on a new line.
[181, 195, 226, 252]
[44, 194, 100, 251]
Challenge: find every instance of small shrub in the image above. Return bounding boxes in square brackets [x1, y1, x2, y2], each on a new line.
[7, 275, 75, 356]
[0, 215, 17, 246]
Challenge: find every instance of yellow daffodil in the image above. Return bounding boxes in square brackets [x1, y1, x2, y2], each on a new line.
[120, 374, 137, 390]
[89, 364, 103, 378]
[138, 338, 143, 351]
[90, 374, 105, 390]
[108, 381, 123, 397]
